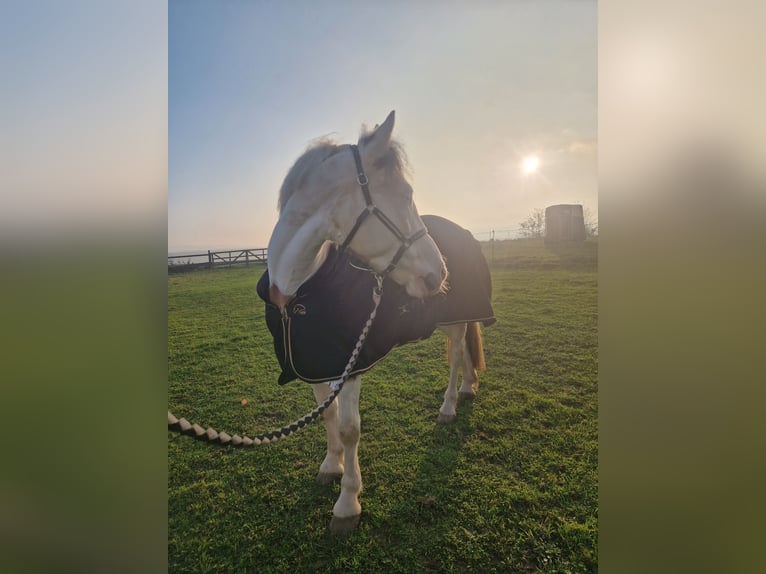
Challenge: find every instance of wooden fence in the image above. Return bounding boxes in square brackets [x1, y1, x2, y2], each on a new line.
[167, 248, 267, 272]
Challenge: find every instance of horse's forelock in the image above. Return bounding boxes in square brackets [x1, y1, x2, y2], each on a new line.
[278, 134, 410, 213]
[278, 138, 343, 212]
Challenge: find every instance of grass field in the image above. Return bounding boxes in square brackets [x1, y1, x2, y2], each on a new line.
[168, 238, 598, 573]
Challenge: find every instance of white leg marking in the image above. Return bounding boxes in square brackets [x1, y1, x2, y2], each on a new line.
[330, 375, 362, 533]
[313, 383, 344, 483]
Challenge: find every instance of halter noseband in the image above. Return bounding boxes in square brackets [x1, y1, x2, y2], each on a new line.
[338, 145, 428, 277]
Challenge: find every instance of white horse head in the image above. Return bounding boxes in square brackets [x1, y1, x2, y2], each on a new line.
[268, 111, 446, 302]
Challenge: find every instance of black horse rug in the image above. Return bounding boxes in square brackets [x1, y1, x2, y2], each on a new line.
[256, 215, 496, 385]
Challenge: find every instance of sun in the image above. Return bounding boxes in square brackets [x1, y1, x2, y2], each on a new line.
[522, 155, 539, 174]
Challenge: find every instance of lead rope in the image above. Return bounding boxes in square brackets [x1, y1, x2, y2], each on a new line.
[167, 274, 384, 447]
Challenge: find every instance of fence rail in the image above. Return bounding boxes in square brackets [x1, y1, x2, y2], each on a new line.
[168, 248, 267, 272]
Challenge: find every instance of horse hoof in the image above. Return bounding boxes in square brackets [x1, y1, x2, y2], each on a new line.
[458, 391, 476, 402]
[329, 514, 361, 535]
[316, 472, 342, 485]
[437, 412, 456, 424]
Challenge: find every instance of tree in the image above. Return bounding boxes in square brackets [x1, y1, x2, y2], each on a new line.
[519, 208, 545, 238]
[583, 206, 598, 237]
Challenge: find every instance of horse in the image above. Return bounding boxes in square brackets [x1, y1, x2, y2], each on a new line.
[260, 111, 495, 534]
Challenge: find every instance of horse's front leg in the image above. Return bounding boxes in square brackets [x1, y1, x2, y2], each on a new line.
[313, 382, 343, 485]
[329, 375, 362, 534]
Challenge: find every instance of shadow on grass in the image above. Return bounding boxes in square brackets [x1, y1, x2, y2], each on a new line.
[176, 386, 478, 570]
[304, 398, 476, 532]
[385, 397, 475, 529]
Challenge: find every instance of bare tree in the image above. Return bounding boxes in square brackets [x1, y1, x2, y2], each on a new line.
[519, 208, 545, 238]
[583, 206, 598, 237]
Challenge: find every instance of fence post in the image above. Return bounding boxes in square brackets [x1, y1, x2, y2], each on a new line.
[491, 230, 495, 266]
[246, 250, 249, 265]
[208, 250, 212, 269]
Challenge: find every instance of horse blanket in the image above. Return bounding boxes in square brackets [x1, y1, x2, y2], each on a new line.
[256, 215, 496, 385]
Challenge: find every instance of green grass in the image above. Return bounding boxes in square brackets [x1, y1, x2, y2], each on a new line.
[168, 239, 597, 573]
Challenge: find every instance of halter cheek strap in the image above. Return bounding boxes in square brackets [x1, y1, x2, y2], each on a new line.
[339, 145, 428, 277]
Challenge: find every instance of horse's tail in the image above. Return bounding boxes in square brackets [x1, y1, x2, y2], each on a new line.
[466, 322, 486, 372]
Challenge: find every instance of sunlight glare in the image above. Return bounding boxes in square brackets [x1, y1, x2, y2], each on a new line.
[522, 156, 539, 174]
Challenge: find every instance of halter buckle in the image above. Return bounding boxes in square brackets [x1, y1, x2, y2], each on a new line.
[357, 173, 369, 186]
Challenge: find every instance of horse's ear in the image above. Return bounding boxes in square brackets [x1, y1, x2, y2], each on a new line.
[359, 111, 395, 160]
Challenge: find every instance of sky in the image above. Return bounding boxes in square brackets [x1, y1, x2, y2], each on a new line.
[1, 1, 166, 237]
[168, 0, 596, 252]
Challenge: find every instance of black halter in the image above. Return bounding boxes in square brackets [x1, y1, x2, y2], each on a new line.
[338, 145, 428, 277]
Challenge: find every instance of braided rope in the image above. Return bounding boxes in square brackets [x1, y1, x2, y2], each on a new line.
[168, 274, 384, 447]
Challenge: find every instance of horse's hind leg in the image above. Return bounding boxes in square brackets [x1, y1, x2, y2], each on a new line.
[437, 323, 467, 424]
[313, 382, 343, 485]
[458, 322, 482, 401]
[458, 341, 478, 401]
[330, 375, 363, 534]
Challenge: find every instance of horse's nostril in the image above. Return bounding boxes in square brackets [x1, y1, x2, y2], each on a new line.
[424, 272, 440, 291]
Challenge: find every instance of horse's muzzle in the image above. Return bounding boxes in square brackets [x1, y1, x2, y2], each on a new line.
[423, 272, 441, 292]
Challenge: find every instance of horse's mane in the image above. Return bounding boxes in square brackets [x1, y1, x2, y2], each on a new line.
[278, 128, 410, 213]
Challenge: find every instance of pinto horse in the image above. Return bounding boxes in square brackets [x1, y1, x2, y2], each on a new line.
[262, 111, 494, 533]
